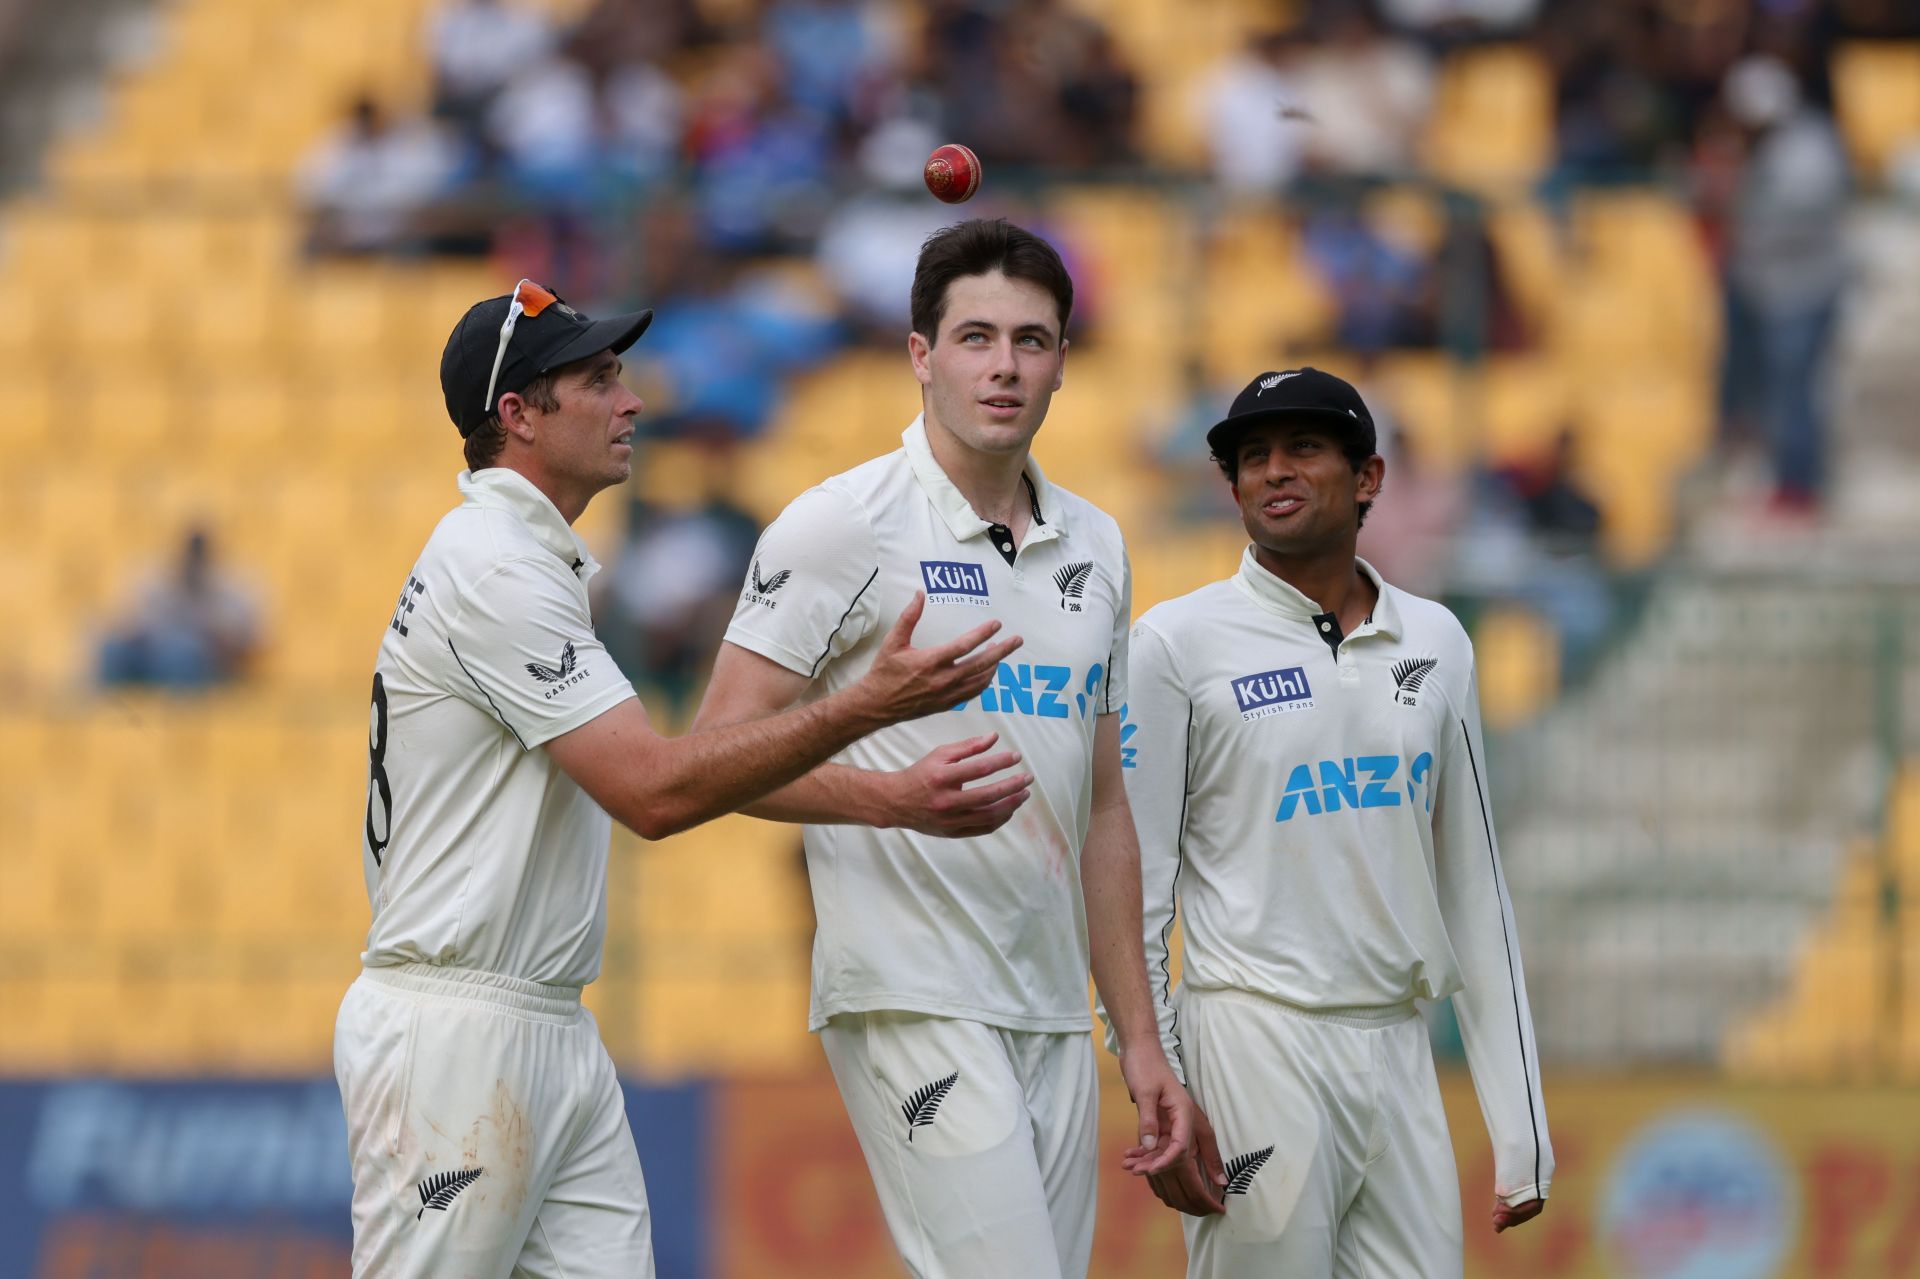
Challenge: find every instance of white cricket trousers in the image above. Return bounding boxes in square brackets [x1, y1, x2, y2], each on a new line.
[333, 964, 654, 1279]
[820, 1011, 1101, 1279]
[1177, 986, 1462, 1279]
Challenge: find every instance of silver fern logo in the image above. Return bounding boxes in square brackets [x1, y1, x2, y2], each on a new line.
[901, 1071, 959, 1143]
[1053, 561, 1093, 613]
[745, 560, 791, 609]
[1391, 657, 1437, 707]
[416, 1167, 483, 1219]
[1225, 1146, 1273, 1195]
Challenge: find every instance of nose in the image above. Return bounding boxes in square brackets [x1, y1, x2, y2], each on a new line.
[988, 336, 1020, 382]
[618, 384, 644, 416]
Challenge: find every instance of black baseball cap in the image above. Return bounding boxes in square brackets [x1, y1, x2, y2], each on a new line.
[1205, 367, 1377, 462]
[440, 281, 653, 437]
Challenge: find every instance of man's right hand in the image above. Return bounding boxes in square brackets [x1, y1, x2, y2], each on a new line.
[882, 734, 1033, 836]
[857, 592, 1021, 725]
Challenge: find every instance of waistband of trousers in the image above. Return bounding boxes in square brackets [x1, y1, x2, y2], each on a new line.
[1185, 984, 1418, 1030]
[360, 963, 583, 1023]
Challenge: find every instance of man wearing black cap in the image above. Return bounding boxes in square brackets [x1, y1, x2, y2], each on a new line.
[333, 281, 1021, 1279]
[1106, 367, 1554, 1276]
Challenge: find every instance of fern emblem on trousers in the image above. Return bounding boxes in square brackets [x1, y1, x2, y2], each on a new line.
[901, 1071, 959, 1143]
[416, 1167, 484, 1219]
[1225, 1146, 1274, 1195]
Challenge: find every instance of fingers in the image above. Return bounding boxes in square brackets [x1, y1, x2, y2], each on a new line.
[883, 591, 927, 648]
[1140, 1158, 1225, 1217]
[926, 616, 1005, 665]
[1492, 1198, 1544, 1233]
[1194, 1105, 1228, 1191]
[943, 790, 1030, 837]
[943, 748, 1023, 785]
[931, 733, 999, 765]
[952, 771, 1033, 809]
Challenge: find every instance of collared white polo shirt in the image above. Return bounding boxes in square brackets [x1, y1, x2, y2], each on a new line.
[724, 416, 1131, 1032]
[359, 468, 637, 987]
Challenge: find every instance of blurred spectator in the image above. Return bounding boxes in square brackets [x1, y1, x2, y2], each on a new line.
[596, 454, 762, 717]
[1301, 198, 1435, 352]
[1200, 29, 1308, 195]
[1379, 0, 1542, 48]
[425, 0, 555, 133]
[1359, 424, 1465, 599]
[1493, 429, 1613, 683]
[486, 55, 602, 199]
[817, 117, 962, 342]
[296, 96, 463, 255]
[762, 0, 898, 126]
[1547, 5, 1682, 184]
[684, 44, 838, 251]
[1292, 1, 1434, 178]
[1714, 53, 1850, 515]
[98, 529, 260, 690]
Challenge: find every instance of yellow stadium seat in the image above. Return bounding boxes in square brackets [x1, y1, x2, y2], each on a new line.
[1473, 606, 1559, 728]
[1832, 41, 1920, 181]
[1424, 45, 1555, 194]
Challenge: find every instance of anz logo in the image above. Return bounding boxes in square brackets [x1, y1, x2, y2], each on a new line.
[1277, 752, 1434, 822]
[956, 662, 1106, 720]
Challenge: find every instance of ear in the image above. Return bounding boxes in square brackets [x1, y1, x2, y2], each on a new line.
[1356, 453, 1385, 504]
[1053, 336, 1068, 392]
[496, 391, 540, 445]
[907, 330, 934, 388]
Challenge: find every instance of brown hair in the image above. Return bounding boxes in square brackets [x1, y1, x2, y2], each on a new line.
[464, 371, 561, 470]
[909, 219, 1073, 344]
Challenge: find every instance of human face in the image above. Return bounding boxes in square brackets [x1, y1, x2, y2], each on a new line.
[1230, 419, 1382, 559]
[909, 270, 1066, 459]
[521, 350, 644, 504]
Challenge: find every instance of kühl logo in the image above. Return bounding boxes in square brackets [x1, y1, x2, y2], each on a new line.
[1053, 561, 1093, 613]
[921, 560, 990, 605]
[902, 1071, 959, 1143]
[1277, 752, 1434, 822]
[417, 1168, 483, 1220]
[1230, 667, 1315, 721]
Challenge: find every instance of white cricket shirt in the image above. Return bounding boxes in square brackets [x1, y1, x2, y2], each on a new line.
[358, 468, 638, 987]
[1117, 547, 1553, 1205]
[724, 417, 1131, 1033]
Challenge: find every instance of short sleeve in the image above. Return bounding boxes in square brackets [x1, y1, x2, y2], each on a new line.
[724, 486, 881, 680]
[444, 557, 637, 749]
[1101, 539, 1132, 715]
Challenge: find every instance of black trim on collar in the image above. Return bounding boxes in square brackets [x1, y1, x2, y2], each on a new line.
[1311, 611, 1343, 657]
[1023, 473, 1045, 526]
[987, 524, 1018, 567]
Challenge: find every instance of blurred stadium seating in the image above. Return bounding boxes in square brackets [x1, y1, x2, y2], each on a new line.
[1, 0, 1919, 1272]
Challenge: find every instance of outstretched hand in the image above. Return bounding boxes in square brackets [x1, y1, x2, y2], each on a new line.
[885, 734, 1033, 837]
[860, 592, 1021, 725]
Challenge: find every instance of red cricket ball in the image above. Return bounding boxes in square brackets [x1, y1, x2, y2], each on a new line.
[924, 143, 982, 204]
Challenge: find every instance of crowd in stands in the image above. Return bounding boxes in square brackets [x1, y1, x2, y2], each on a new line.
[273, 0, 1920, 702]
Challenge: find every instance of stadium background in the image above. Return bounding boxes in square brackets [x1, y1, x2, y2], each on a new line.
[1, 0, 1918, 1274]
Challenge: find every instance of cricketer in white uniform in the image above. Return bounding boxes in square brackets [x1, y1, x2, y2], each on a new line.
[694, 220, 1215, 1279]
[333, 280, 1019, 1279]
[1112, 368, 1552, 1277]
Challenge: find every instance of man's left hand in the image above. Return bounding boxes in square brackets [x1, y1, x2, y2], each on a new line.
[1116, 1051, 1221, 1184]
[1492, 1197, 1544, 1233]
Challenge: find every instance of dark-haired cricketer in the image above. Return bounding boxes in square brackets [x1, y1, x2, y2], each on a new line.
[1110, 367, 1552, 1278]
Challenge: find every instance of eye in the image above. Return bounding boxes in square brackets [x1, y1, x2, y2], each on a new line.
[1019, 335, 1043, 347]
[961, 331, 988, 343]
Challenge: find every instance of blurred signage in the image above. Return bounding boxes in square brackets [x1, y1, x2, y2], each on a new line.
[0, 1078, 704, 1279]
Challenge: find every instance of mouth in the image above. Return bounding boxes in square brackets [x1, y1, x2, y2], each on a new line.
[979, 396, 1024, 419]
[612, 427, 634, 452]
[1261, 495, 1306, 518]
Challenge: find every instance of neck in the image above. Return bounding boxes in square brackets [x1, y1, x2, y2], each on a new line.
[923, 411, 1031, 527]
[500, 459, 589, 525]
[1251, 542, 1374, 625]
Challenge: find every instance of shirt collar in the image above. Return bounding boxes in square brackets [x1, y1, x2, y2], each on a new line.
[1232, 545, 1403, 640]
[902, 415, 1066, 545]
[458, 468, 601, 582]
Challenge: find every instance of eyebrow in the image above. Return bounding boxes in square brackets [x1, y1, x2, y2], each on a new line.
[949, 319, 1057, 340]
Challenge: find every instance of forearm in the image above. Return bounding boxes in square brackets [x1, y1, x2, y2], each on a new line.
[626, 685, 886, 838]
[1082, 801, 1164, 1062]
[739, 762, 898, 825]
